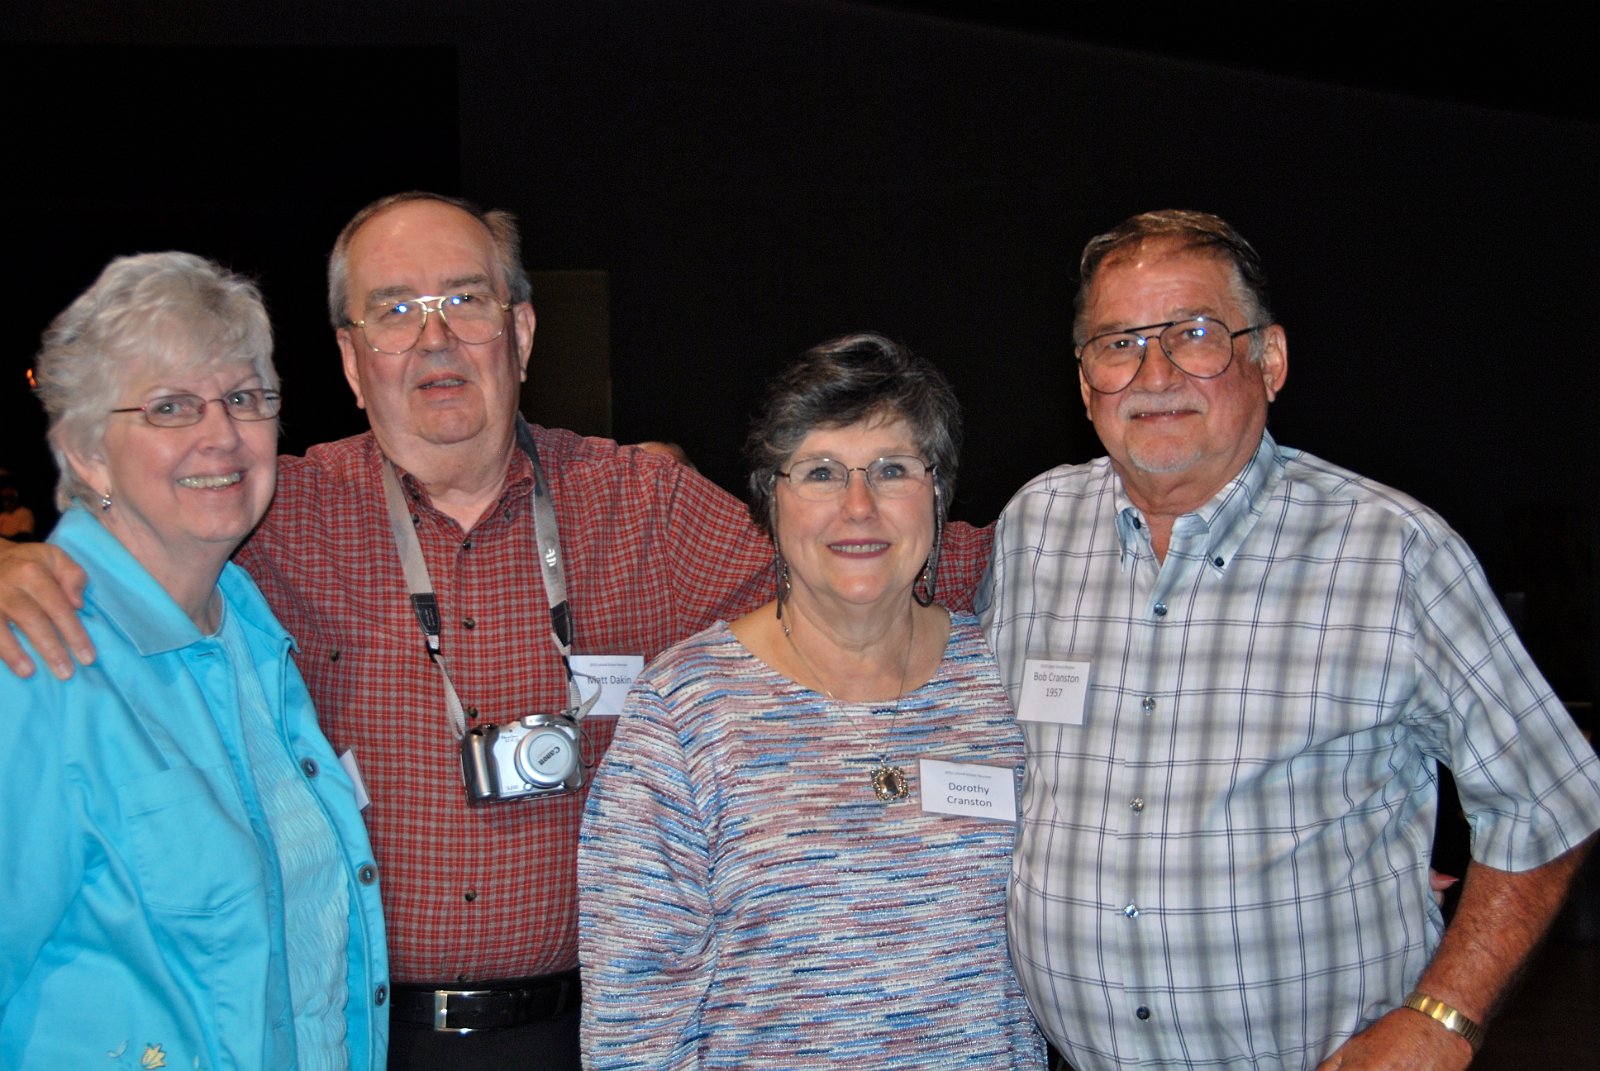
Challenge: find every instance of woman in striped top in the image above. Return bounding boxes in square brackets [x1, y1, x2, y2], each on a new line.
[579, 333, 1044, 1070]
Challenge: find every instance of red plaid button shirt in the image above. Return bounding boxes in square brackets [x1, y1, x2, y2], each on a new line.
[238, 426, 990, 981]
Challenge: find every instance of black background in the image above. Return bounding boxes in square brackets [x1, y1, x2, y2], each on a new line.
[2, 1, 1594, 699]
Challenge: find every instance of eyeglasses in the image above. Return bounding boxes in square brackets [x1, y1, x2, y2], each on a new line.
[110, 388, 282, 428]
[1077, 317, 1265, 395]
[776, 455, 935, 500]
[346, 292, 512, 355]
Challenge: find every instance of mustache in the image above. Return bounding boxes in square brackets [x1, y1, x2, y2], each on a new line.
[1116, 389, 1207, 420]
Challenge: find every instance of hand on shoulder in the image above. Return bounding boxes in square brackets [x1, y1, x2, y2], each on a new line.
[0, 538, 95, 680]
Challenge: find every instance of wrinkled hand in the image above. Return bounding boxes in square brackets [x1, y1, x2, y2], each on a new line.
[1315, 1008, 1474, 1071]
[0, 540, 93, 679]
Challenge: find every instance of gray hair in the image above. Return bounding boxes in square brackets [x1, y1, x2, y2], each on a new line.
[326, 190, 533, 327]
[744, 332, 962, 538]
[1074, 209, 1275, 362]
[35, 252, 276, 510]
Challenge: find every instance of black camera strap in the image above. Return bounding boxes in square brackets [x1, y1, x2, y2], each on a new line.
[379, 417, 595, 739]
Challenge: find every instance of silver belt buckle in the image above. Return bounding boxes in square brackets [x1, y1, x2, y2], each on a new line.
[432, 988, 487, 1034]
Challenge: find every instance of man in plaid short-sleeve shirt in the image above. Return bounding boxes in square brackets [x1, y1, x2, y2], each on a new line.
[980, 210, 1600, 1071]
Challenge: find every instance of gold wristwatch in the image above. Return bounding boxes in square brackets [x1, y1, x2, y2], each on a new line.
[1402, 991, 1486, 1053]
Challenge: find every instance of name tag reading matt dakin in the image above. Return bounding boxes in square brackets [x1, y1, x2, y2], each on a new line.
[567, 654, 645, 717]
[918, 760, 1018, 822]
[1017, 657, 1091, 725]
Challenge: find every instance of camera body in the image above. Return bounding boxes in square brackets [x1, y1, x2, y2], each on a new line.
[461, 713, 585, 803]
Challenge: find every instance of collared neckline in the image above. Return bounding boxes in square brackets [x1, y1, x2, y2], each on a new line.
[1112, 431, 1285, 574]
[364, 433, 536, 528]
[53, 506, 286, 657]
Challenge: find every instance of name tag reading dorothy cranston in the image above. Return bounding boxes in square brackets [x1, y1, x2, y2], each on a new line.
[567, 654, 644, 717]
[919, 760, 1018, 822]
[1017, 657, 1090, 725]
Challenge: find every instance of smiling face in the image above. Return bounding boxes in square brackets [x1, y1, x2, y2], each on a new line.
[774, 415, 936, 621]
[69, 361, 278, 598]
[1079, 241, 1287, 514]
[336, 199, 535, 468]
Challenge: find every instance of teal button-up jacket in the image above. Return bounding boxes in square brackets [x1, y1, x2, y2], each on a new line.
[0, 507, 388, 1069]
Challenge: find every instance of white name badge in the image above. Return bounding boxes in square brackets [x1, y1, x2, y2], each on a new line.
[567, 654, 645, 717]
[918, 760, 1018, 822]
[337, 748, 372, 812]
[1017, 656, 1091, 725]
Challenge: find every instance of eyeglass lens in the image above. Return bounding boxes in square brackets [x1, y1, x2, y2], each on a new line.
[1079, 318, 1239, 393]
[123, 389, 282, 427]
[783, 456, 931, 499]
[358, 292, 507, 354]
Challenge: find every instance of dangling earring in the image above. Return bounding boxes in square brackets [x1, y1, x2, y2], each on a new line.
[913, 487, 943, 608]
[99, 490, 113, 512]
[771, 488, 792, 626]
[775, 555, 792, 626]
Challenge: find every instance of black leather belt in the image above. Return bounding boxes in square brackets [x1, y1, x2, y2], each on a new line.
[391, 969, 580, 1033]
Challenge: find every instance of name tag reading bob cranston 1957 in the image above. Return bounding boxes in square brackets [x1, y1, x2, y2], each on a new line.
[919, 759, 1018, 822]
[1017, 656, 1091, 726]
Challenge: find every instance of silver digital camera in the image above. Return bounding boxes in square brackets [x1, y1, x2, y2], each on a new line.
[460, 713, 585, 803]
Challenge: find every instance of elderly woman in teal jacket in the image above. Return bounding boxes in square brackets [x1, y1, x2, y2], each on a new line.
[0, 253, 387, 1069]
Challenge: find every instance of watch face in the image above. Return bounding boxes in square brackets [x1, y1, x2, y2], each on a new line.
[517, 728, 577, 786]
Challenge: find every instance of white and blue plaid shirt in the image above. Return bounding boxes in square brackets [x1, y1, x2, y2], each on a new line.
[980, 431, 1600, 1071]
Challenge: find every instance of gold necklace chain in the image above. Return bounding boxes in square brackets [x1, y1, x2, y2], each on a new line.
[782, 609, 915, 802]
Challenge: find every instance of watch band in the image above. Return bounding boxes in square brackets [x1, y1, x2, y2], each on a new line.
[1403, 991, 1486, 1053]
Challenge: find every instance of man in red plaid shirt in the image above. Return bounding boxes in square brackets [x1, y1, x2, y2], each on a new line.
[0, 191, 990, 1069]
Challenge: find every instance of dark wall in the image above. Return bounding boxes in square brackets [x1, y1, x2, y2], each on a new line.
[2, 1, 1594, 697]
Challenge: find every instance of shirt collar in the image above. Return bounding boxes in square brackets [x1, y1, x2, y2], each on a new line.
[50, 506, 283, 657]
[1113, 431, 1284, 573]
[365, 432, 536, 519]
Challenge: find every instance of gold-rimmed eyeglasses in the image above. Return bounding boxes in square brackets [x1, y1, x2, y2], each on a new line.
[1077, 317, 1265, 394]
[110, 388, 282, 428]
[346, 292, 511, 354]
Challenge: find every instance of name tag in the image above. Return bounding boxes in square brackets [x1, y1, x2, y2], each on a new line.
[1017, 656, 1091, 725]
[568, 654, 645, 717]
[338, 748, 372, 811]
[918, 759, 1017, 822]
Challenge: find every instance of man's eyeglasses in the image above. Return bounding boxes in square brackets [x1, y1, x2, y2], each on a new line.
[776, 455, 935, 500]
[346, 292, 511, 354]
[1077, 317, 1265, 395]
[110, 388, 282, 428]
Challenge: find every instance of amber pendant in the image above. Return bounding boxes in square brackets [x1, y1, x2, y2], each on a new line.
[872, 764, 909, 802]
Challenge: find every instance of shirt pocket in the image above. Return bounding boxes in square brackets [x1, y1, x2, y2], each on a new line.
[116, 765, 265, 914]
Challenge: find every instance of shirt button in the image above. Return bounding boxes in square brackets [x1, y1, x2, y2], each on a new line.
[1153, 602, 1168, 618]
[357, 864, 378, 885]
[1212, 556, 1225, 568]
[1123, 902, 1141, 919]
[329, 649, 341, 662]
[375, 984, 388, 1006]
[300, 757, 319, 778]
[1130, 797, 1145, 813]
[462, 538, 473, 550]
[466, 705, 479, 720]
[463, 616, 477, 630]
[464, 890, 477, 902]
[1141, 695, 1156, 713]
[1136, 1006, 1151, 1020]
